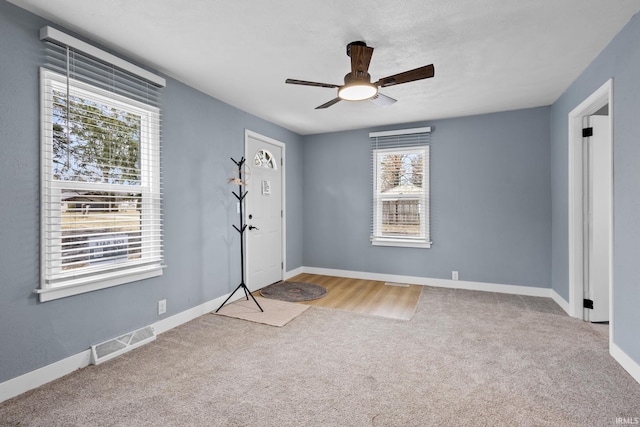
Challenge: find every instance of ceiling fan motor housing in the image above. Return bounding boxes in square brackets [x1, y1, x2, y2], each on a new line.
[346, 41, 367, 57]
[344, 72, 372, 85]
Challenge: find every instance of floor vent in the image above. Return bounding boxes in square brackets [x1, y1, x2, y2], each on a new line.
[90, 325, 156, 365]
[384, 282, 410, 287]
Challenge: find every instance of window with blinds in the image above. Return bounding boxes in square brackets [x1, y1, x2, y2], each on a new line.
[370, 127, 431, 248]
[38, 27, 165, 301]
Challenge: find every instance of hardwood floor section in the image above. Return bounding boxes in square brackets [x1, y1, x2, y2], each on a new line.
[284, 273, 422, 321]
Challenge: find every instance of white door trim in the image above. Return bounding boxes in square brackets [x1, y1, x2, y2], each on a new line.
[567, 79, 613, 335]
[244, 129, 286, 285]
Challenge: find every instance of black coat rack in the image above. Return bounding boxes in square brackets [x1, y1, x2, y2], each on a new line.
[216, 157, 263, 313]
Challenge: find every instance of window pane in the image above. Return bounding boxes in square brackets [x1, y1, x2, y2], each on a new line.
[60, 191, 142, 271]
[52, 90, 141, 185]
[378, 151, 424, 238]
[379, 152, 423, 193]
[382, 199, 421, 236]
[253, 149, 277, 169]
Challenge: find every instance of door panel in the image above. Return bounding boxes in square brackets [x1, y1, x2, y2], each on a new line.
[584, 115, 611, 322]
[245, 134, 283, 291]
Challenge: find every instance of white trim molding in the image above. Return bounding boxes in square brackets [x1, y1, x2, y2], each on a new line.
[0, 350, 92, 404]
[611, 343, 640, 385]
[551, 290, 571, 315]
[0, 289, 244, 404]
[302, 266, 552, 297]
[285, 266, 304, 280]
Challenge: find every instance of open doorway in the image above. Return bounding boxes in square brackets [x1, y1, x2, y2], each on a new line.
[568, 79, 613, 340]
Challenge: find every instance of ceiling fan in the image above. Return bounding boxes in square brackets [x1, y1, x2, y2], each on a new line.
[285, 41, 435, 109]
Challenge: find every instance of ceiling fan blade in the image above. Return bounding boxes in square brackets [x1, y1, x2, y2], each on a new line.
[369, 93, 397, 107]
[375, 64, 435, 87]
[350, 45, 374, 75]
[285, 79, 340, 89]
[315, 97, 341, 109]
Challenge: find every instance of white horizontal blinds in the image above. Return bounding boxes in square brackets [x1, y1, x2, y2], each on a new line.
[41, 35, 163, 289]
[43, 42, 162, 108]
[370, 127, 431, 244]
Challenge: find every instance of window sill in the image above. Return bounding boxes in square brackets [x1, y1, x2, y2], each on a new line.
[371, 238, 432, 249]
[35, 265, 164, 302]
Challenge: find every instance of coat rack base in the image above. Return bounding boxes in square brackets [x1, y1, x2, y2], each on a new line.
[215, 282, 264, 313]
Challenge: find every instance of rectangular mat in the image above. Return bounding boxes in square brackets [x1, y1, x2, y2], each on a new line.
[214, 296, 310, 327]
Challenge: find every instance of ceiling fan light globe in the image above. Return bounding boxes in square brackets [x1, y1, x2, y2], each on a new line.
[338, 83, 378, 101]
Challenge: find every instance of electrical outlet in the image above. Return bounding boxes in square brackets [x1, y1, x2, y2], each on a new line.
[452, 271, 459, 281]
[158, 299, 167, 315]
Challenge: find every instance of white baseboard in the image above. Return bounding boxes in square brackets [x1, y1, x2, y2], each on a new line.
[0, 290, 241, 404]
[152, 291, 241, 335]
[611, 342, 640, 385]
[0, 349, 92, 404]
[302, 266, 552, 298]
[3, 269, 635, 403]
[284, 266, 304, 280]
[551, 290, 571, 315]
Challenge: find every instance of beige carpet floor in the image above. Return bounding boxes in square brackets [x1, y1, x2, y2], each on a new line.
[1, 286, 640, 426]
[214, 296, 309, 327]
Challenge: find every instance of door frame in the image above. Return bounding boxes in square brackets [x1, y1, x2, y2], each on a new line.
[567, 79, 613, 332]
[244, 129, 286, 288]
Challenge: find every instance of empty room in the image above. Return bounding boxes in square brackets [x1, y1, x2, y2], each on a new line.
[2, 0, 640, 425]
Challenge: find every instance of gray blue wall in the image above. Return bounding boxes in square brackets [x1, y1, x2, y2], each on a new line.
[303, 108, 551, 288]
[551, 12, 640, 364]
[0, 0, 303, 383]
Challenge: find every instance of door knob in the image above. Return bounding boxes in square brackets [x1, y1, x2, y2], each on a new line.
[248, 225, 259, 230]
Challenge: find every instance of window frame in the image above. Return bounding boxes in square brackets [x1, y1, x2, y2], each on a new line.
[38, 68, 163, 302]
[371, 145, 431, 249]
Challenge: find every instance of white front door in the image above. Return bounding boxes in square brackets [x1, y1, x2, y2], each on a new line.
[583, 115, 611, 323]
[245, 131, 284, 291]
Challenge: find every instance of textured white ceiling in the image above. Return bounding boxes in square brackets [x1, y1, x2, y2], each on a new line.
[8, 0, 640, 135]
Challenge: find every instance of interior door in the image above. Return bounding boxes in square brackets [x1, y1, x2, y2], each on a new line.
[245, 132, 283, 291]
[583, 114, 611, 322]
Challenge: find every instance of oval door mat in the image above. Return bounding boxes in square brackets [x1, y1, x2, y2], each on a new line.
[260, 281, 327, 302]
